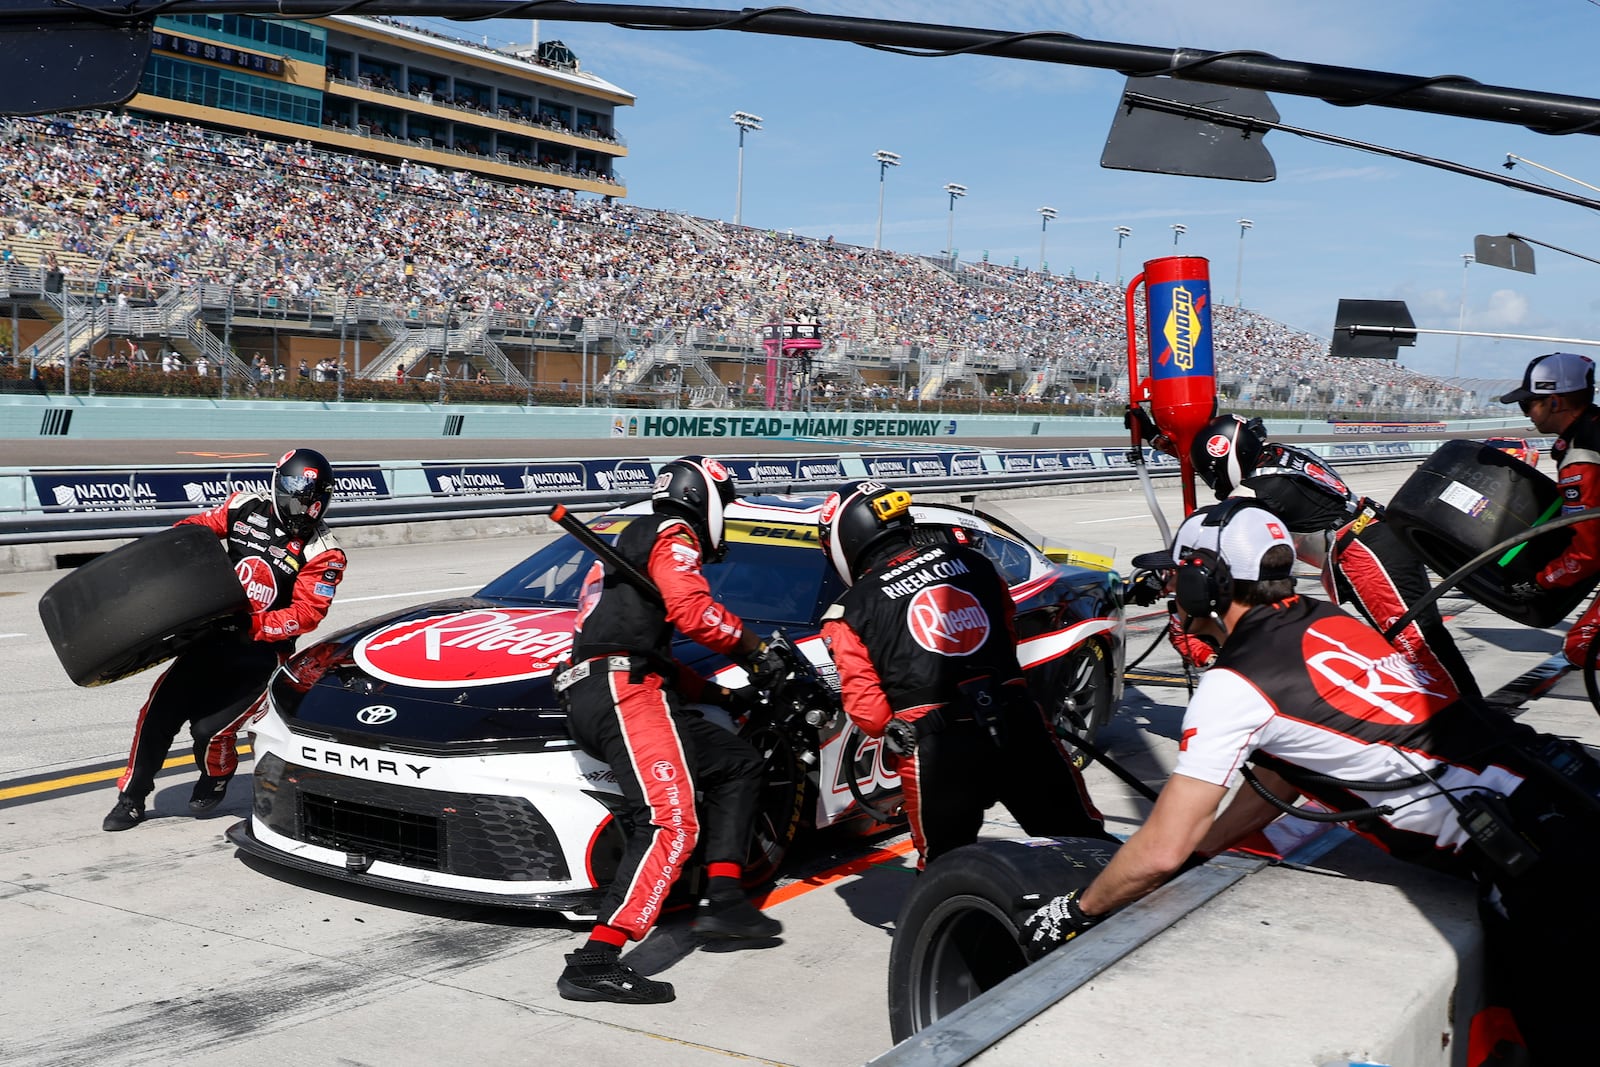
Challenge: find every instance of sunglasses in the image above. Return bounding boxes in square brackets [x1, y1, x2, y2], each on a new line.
[1518, 396, 1546, 415]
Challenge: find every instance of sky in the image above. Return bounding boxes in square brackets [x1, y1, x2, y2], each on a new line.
[414, 1, 1600, 385]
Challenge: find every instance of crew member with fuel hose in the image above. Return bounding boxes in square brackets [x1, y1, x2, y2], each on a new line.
[817, 480, 1110, 869]
[554, 455, 787, 1005]
[1499, 351, 1600, 670]
[1022, 500, 1600, 1062]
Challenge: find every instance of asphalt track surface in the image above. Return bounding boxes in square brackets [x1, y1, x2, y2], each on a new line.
[0, 461, 1578, 1066]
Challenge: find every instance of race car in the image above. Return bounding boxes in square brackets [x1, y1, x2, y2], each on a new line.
[1484, 436, 1539, 468]
[226, 494, 1125, 917]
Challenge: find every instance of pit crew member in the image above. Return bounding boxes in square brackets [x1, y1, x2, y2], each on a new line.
[1184, 411, 1479, 701]
[818, 480, 1110, 869]
[1023, 500, 1600, 1062]
[103, 447, 346, 831]
[555, 455, 784, 1006]
[1499, 352, 1600, 669]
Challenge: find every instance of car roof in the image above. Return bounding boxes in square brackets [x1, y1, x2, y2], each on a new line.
[609, 493, 1019, 540]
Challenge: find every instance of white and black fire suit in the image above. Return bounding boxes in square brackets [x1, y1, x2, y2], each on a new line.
[1229, 442, 1480, 700]
[821, 538, 1107, 869]
[1530, 404, 1600, 668]
[115, 492, 346, 799]
[559, 513, 763, 942]
[1180, 593, 1600, 1060]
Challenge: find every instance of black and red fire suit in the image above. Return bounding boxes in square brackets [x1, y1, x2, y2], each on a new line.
[1531, 405, 1600, 667]
[115, 491, 347, 799]
[1176, 594, 1600, 1061]
[821, 538, 1107, 868]
[1228, 442, 1480, 700]
[560, 513, 762, 942]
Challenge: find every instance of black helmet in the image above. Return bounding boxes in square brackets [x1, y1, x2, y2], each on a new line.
[819, 480, 915, 586]
[652, 455, 737, 561]
[1190, 414, 1268, 496]
[273, 447, 335, 538]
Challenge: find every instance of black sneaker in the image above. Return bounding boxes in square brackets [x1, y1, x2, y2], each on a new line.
[189, 774, 233, 814]
[102, 793, 145, 832]
[691, 897, 783, 940]
[556, 949, 675, 1005]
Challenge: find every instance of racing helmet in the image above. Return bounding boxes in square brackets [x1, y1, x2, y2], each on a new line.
[1190, 414, 1269, 496]
[819, 480, 916, 586]
[652, 455, 737, 561]
[273, 447, 335, 538]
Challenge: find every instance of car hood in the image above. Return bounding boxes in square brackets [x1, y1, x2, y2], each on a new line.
[272, 597, 808, 753]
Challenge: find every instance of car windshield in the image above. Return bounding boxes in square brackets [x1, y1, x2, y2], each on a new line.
[478, 526, 845, 627]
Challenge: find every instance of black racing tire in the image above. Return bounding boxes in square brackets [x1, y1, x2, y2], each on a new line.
[1383, 439, 1596, 628]
[1050, 640, 1112, 769]
[38, 525, 249, 687]
[739, 719, 815, 886]
[887, 836, 1119, 1043]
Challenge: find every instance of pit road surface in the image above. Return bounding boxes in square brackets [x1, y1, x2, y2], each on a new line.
[0, 466, 1567, 1066]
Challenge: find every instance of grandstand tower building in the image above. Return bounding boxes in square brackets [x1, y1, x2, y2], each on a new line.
[131, 15, 632, 196]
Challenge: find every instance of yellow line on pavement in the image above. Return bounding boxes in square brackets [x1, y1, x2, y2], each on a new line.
[0, 745, 252, 802]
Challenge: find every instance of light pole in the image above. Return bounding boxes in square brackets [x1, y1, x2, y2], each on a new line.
[1503, 153, 1600, 195]
[731, 111, 762, 226]
[1171, 223, 1187, 247]
[1454, 252, 1473, 377]
[1037, 206, 1057, 272]
[1234, 218, 1253, 306]
[1114, 225, 1132, 285]
[873, 150, 899, 250]
[943, 182, 967, 264]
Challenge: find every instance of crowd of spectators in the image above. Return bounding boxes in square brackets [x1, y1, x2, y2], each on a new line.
[0, 110, 1473, 412]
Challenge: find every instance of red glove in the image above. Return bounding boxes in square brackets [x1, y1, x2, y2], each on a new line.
[1168, 609, 1218, 670]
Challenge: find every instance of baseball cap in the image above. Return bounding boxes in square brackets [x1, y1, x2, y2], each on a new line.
[1129, 501, 1295, 580]
[1499, 351, 1595, 404]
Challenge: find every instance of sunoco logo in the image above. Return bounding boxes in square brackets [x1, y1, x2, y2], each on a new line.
[235, 557, 278, 612]
[906, 584, 990, 657]
[1163, 284, 1204, 372]
[353, 607, 577, 688]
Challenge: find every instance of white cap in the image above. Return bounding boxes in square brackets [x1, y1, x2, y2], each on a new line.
[1500, 351, 1595, 403]
[1134, 501, 1295, 580]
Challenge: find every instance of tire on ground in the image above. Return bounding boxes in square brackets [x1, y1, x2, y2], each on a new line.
[887, 835, 1119, 1043]
[38, 525, 249, 686]
[1382, 439, 1596, 627]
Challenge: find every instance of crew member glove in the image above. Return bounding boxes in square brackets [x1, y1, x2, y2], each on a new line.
[1019, 889, 1102, 962]
[715, 685, 763, 717]
[1168, 608, 1218, 670]
[1506, 580, 1542, 603]
[882, 716, 918, 757]
[747, 639, 793, 687]
[1126, 570, 1166, 608]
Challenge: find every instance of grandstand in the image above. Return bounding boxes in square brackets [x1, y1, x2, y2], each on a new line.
[0, 99, 1475, 416]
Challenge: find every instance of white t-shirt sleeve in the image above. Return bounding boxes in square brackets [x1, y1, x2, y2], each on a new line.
[1171, 668, 1278, 787]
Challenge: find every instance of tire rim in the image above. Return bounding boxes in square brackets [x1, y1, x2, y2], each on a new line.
[1053, 643, 1108, 766]
[909, 893, 1028, 1032]
[743, 725, 803, 884]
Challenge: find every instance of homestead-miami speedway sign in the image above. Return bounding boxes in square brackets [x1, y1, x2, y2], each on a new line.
[611, 414, 958, 438]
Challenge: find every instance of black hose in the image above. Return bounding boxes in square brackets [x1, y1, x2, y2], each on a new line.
[1121, 619, 1171, 673]
[1241, 765, 1394, 823]
[1381, 506, 1600, 642]
[844, 725, 903, 824]
[1053, 724, 1161, 802]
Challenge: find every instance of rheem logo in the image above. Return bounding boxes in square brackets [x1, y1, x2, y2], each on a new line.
[235, 557, 278, 613]
[906, 584, 990, 656]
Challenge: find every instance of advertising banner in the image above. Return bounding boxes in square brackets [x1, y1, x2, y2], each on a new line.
[33, 466, 389, 513]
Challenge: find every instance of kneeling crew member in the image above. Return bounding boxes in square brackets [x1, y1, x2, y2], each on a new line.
[1499, 352, 1600, 669]
[1186, 412, 1479, 701]
[1024, 500, 1600, 1062]
[556, 455, 785, 1005]
[104, 448, 347, 830]
[818, 480, 1109, 869]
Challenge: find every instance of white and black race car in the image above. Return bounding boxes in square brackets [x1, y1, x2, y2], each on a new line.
[226, 495, 1125, 917]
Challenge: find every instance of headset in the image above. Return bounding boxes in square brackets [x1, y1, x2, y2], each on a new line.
[1173, 498, 1292, 620]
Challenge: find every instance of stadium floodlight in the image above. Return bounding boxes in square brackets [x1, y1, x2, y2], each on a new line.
[731, 111, 763, 226]
[1454, 253, 1473, 377]
[874, 149, 900, 250]
[1037, 206, 1058, 271]
[944, 183, 967, 262]
[1170, 222, 1187, 247]
[1114, 225, 1132, 285]
[1234, 218, 1253, 306]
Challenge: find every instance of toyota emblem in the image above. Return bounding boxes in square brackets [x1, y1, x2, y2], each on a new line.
[356, 705, 399, 725]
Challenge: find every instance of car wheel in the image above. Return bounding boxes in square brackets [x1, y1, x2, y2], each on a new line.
[887, 836, 1118, 1043]
[1051, 640, 1111, 768]
[38, 525, 249, 687]
[739, 721, 815, 886]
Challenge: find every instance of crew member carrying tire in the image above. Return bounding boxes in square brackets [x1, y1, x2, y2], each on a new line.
[103, 447, 347, 831]
[817, 480, 1109, 870]
[554, 455, 785, 1006]
[1021, 500, 1600, 1062]
[1183, 411, 1480, 700]
[1499, 352, 1600, 669]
